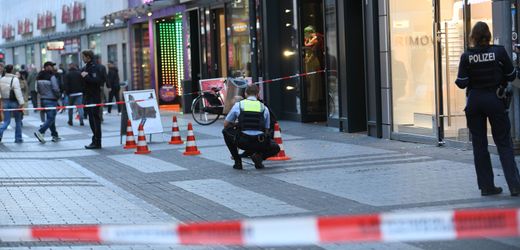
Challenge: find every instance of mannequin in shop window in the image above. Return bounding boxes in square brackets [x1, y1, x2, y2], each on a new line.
[303, 25, 324, 113]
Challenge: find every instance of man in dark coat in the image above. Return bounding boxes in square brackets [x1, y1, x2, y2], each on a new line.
[64, 63, 85, 126]
[81, 50, 103, 149]
[106, 61, 121, 114]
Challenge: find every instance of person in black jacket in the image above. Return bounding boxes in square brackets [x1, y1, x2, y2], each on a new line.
[64, 63, 85, 126]
[95, 55, 107, 121]
[455, 21, 520, 197]
[81, 50, 103, 149]
[106, 61, 121, 114]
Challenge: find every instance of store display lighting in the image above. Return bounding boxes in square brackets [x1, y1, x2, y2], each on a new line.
[157, 14, 185, 97]
[147, 7, 153, 17]
[283, 50, 296, 57]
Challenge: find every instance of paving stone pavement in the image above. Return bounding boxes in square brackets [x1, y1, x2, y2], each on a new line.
[0, 111, 519, 250]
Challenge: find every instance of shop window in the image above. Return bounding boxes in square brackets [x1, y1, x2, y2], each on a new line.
[324, 0, 339, 119]
[132, 23, 151, 90]
[389, 0, 435, 136]
[25, 45, 35, 66]
[107, 44, 118, 65]
[226, 1, 250, 77]
[88, 33, 102, 55]
[122, 43, 128, 81]
[278, 0, 300, 115]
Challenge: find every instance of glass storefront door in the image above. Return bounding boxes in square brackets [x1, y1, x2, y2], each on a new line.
[437, 0, 466, 142]
[391, 0, 493, 143]
[436, 0, 493, 143]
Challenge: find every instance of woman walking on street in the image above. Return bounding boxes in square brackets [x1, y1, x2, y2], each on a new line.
[455, 21, 520, 197]
[0, 64, 25, 143]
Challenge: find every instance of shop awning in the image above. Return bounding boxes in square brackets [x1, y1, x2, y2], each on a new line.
[103, 0, 181, 22]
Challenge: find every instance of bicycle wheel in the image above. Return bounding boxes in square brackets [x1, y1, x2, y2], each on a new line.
[191, 95, 222, 125]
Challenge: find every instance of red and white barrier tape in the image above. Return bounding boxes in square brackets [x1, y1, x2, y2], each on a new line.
[252, 69, 327, 85]
[1, 208, 518, 245]
[0, 70, 329, 112]
[0, 99, 147, 112]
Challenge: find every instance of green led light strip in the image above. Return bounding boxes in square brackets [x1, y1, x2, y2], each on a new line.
[158, 14, 184, 97]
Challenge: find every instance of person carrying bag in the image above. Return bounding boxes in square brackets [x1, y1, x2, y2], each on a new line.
[0, 64, 25, 143]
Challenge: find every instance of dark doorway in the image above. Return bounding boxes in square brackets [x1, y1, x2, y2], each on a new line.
[200, 7, 227, 78]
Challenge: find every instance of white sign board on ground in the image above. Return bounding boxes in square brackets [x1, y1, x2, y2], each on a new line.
[123, 89, 163, 137]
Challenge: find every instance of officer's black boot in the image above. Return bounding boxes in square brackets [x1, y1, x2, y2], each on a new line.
[481, 186, 502, 196]
[510, 187, 520, 197]
[233, 158, 243, 170]
[251, 153, 265, 169]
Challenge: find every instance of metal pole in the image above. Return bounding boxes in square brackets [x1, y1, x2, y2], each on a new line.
[249, 0, 259, 83]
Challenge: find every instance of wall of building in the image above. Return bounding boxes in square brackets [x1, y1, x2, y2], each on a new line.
[0, 0, 127, 43]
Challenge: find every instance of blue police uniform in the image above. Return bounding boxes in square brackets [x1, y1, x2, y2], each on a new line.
[222, 96, 280, 169]
[456, 45, 520, 196]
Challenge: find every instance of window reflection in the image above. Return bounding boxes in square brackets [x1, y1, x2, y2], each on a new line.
[389, 0, 435, 135]
[227, 1, 250, 77]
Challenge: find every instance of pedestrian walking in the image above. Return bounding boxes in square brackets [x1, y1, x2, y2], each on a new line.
[455, 21, 520, 197]
[34, 62, 61, 143]
[106, 61, 121, 115]
[63, 63, 85, 126]
[81, 50, 103, 149]
[0, 65, 25, 143]
[222, 84, 280, 169]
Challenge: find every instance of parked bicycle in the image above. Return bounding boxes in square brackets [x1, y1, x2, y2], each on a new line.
[191, 77, 248, 125]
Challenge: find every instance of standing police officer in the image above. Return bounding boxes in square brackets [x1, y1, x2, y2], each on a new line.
[223, 84, 280, 170]
[81, 50, 103, 149]
[456, 21, 520, 196]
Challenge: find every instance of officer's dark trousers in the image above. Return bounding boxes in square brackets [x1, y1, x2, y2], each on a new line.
[85, 95, 102, 146]
[223, 127, 280, 161]
[465, 89, 520, 191]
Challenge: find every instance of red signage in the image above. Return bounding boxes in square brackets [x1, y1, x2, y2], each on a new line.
[62, 1, 85, 24]
[2, 24, 14, 39]
[24, 19, 32, 34]
[37, 11, 55, 30]
[17, 20, 23, 35]
[62, 5, 71, 24]
[17, 19, 33, 35]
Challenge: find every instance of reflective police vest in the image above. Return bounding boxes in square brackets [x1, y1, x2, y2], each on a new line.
[238, 99, 265, 132]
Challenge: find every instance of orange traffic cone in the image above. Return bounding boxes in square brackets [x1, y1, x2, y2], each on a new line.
[168, 116, 184, 145]
[268, 123, 291, 161]
[183, 122, 201, 156]
[135, 122, 151, 154]
[123, 119, 137, 149]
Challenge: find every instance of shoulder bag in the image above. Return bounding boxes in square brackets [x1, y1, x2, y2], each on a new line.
[9, 77, 18, 103]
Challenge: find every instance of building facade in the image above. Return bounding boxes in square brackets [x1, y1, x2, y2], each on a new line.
[18, 0, 512, 150]
[0, 0, 129, 83]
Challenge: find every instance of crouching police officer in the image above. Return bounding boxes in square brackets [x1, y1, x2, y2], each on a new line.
[222, 84, 280, 170]
[456, 21, 520, 197]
